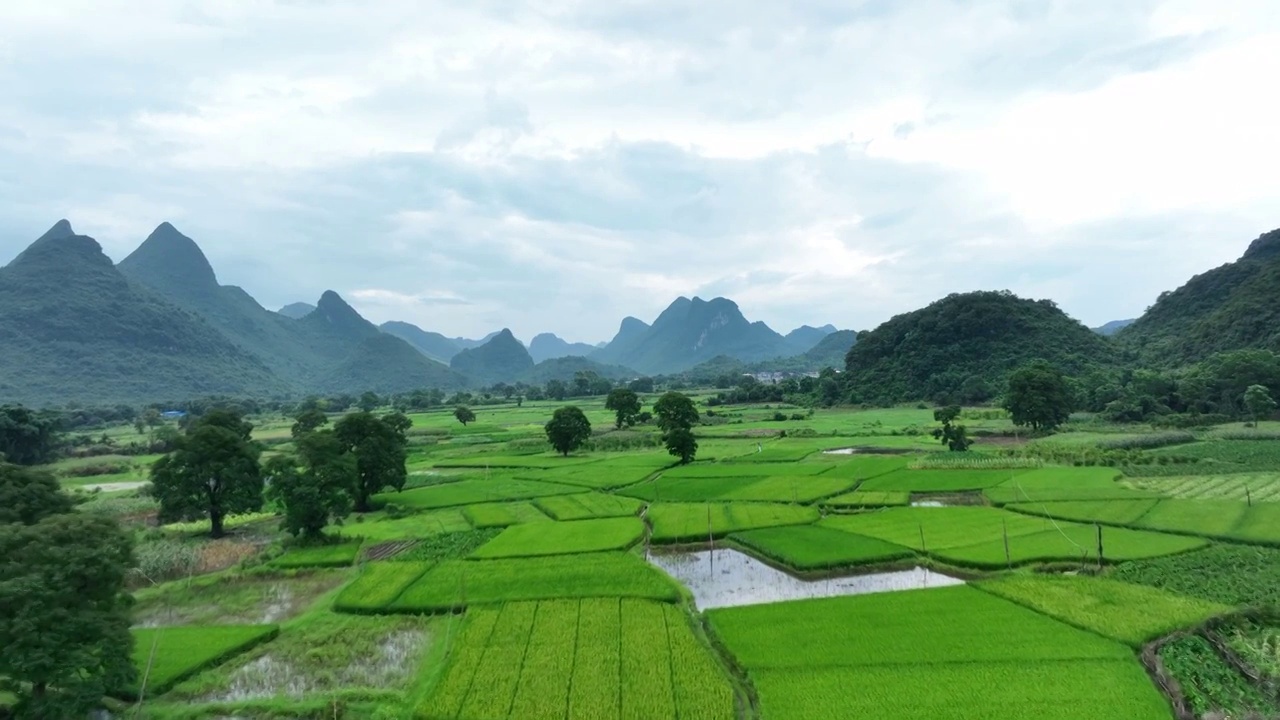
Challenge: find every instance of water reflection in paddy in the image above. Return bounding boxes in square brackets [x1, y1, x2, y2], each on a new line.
[648, 548, 964, 610]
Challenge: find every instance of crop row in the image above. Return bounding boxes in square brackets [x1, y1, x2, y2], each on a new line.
[534, 492, 645, 520]
[1158, 635, 1275, 718]
[647, 503, 819, 543]
[267, 541, 362, 569]
[419, 598, 735, 719]
[469, 517, 645, 559]
[1126, 473, 1280, 502]
[706, 586, 1169, 720]
[462, 501, 551, 529]
[729, 525, 914, 571]
[373, 477, 586, 510]
[1003, 498, 1280, 546]
[1110, 544, 1280, 608]
[122, 624, 280, 699]
[333, 561, 433, 613]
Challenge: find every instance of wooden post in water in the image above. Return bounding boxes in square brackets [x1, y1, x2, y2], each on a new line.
[918, 524, 927, 555]
[1002, 518, 1012, 569]
[708, 504, 714, 550]
[1095, 523, 1104, 570]
[1247, 486, 1253, 507]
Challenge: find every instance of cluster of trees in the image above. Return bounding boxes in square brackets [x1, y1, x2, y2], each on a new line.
[0, 464, 135, 717]
[537, 390, 699, 462]
[0, 404, 61, 465]
[150, 407, 410, 540]
[706, 369, 843, 408]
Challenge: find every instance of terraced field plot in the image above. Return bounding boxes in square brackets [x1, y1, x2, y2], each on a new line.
[730, 525, 914, 570]
[268, 541, 363, 569]
[647, 502, 819, 543]
[858, 468, 1012, 492]
[985, 466, 1152, 504]
[978, 575, 1229, 646]
[389, 553, 680, 612]
[534, 492, 645, 520]
[462, 501, 551, 528]
[820, 489, 911, 507]
[418, 598, 736, 720]
[1126, 473, 1280, 502]
[126, 625, 280, 698]
[469, 517, 644, 558]
[706, 586, 1171, 720]
[375, 478, 585, 509]
[621, 473, 853, 503]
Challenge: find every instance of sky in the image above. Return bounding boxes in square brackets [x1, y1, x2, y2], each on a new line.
[1, 0, 1277, 344]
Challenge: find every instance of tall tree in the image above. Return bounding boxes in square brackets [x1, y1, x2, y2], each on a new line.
[291, 408, 329, 438]
[0, 511, 135, 717]
[0, 463, 74, 525]
[333, 411, 409, 512]
[357, 391, 381, 412]
[653, 392, 700, 432]
[653, 392, 700, 464]
[150, 409, 263, 537]
[930, 405, 973, 451]
[1003, 360, 1074, 433]
[605, 388, 642, 429]
[1243, 384, 1277, 427]
[545, 406, 593, 456]
[454, 406, 476, 426]
[264, 430, 354, 540]
[545, 379, 568, 401]
[0, 404, 60, 466]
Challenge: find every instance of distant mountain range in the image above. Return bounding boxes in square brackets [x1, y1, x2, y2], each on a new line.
[11, 216, 1270, 408]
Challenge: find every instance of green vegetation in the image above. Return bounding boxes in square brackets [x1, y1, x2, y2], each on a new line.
[533, 492, 644, 520]
[268, 541, 362, 569]
[731, 525, 914, 570]
[1110, 544, 1280, 607]
[820, 489, 911, 507]
[469, 517, 644, 559]
[126, 624, 279, 698]
[978, 575, 1229, 646]
[460, 501, 550, 528]
[1220, 616, 1280, 678]
[544, 405, 593, 456]
[1003, 359, 1074, 433]
[859, 468, 1012, 492]
[647, 502, 819, 543]
[377, 477, 585, 509]
[334, 562, 433, 613]
[389, 553, 680, 612]
[419, 599, 735, 719]
[150, 409, 263, 537]
[842, 290, 1120, 405]
[707, 586, 1169, 720]
[1158, 635, 1275, 718]
[448, 328, 534, 385]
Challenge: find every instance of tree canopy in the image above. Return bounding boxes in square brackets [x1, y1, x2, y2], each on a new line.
[544, 406, 593, 456]
[1003, 360, 1073, 433]
[0, 404, 60, 466]
[265, 429, 354, 539]
[605, 388, 642, 429]
[150, 409, 263, 537]
[454, 406, 476, 426]
[333, 411, 409, 512]
[0, 463, 74, 525]
[653, 392, 700, 464]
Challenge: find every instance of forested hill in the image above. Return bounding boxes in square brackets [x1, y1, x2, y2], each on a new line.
[449, 329, 535, 385]
[843, 290, 1120, 405]
[1119, 228, 1280, 366]
[0, 221, 287, 405]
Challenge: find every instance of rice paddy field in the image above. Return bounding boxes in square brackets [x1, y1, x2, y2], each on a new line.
[66, 399, 1280, 719]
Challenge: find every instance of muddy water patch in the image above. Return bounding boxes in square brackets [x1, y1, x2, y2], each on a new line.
[649, 548, 963, 610]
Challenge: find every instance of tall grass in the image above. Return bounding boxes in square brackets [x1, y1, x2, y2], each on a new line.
[1096, 432, 1195, 451]
[909, 454, 1042, 470]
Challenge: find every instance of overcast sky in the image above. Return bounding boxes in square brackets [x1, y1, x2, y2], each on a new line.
[1, 1, 1277, 343]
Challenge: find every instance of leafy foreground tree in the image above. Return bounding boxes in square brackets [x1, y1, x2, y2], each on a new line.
[605, 388, 643, 429]
[0, 469, 135, 718]
[0, 404, 60, 466]
[265, 429, 355, 540]
[334, 411, 409, 512]
[931, 405, 973, 451]
[654, 391, 700, 464]
[1244, 384, 1276, 427]
[150, 409, 263, 538]
[1003, 360, 1074, 433]
[545, 406, 592, 456]
[291, 407, 329, 438]
[0, 463, 74, 524]
[454, 405, 476, 426]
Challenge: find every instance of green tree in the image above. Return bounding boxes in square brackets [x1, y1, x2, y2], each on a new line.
[1243, 384, 1276, 427]
[653, 392, 700, 432]
[545, 406, 593, 456]
[664, 426, 699, 464]
[264, 430, 354, 540]
[545, 379, 568, 401]
[333, 411, 409, 512]
[150, 410, 263, 537]
[0, 511, 135, 717]
[142, 407, 164, 429]
[605, 388, 643, 429]
[930, 405, 973, 451]
[653, 392, 700, 464]
[1003, 360, 1074, 433]
[0, 463, 74, 525]
[0, 404, 60, 466]
[357, 391, 381, 413]
[291, 408, 329, 438]
[454, 406, 476, 426]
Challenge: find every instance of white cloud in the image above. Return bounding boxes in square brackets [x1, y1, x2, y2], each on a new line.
[1, 0, 1277, 342]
